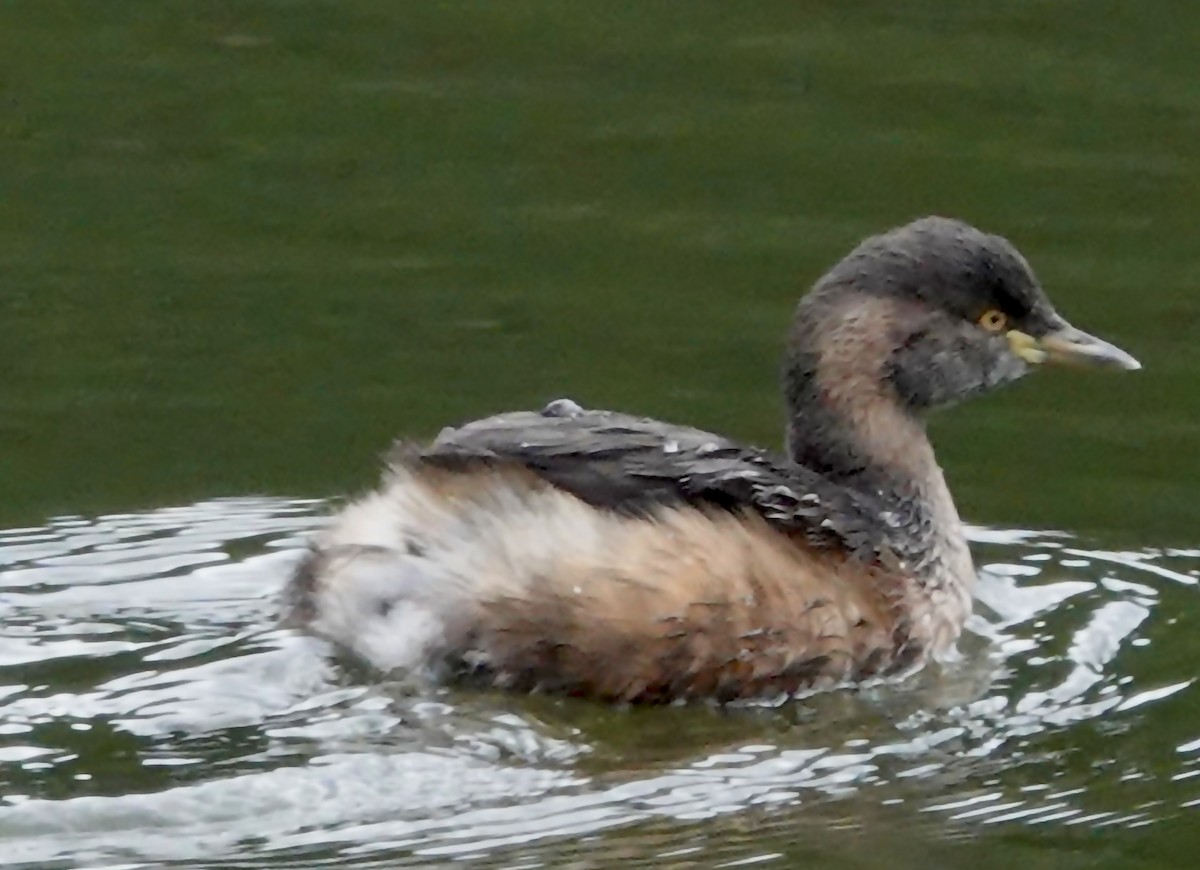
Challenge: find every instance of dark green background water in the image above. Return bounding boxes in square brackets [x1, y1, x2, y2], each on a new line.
[2, 2, 1199, 867]
[3, 1, 1195, 538]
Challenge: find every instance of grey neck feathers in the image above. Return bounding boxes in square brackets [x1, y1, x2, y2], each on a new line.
[781, 337, 971, 590]
[782, 347, 932, 494]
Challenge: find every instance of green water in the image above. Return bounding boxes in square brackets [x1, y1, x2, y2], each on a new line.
[4, 0, 1196, 536]
[2, 2, 1199, 867]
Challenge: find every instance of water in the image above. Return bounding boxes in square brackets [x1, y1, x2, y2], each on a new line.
[2, 502, 1198, 867]
[3, 1, 1200, 866]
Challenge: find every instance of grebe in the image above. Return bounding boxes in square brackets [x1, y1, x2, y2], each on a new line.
[284, 217, 1139, 703]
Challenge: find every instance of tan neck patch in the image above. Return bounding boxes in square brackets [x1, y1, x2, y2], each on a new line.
[809, 293, 938, 482]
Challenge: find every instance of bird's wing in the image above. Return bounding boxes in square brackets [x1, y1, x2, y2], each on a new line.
[412, 400, 890, 564]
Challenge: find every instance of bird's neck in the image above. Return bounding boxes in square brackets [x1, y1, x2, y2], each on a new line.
[782, 341, 973, 593]
[784, 362, 938, 495]
[781, 293, 977, 652]
[782, 293, 940, 489]
[784, 364, 976, 652]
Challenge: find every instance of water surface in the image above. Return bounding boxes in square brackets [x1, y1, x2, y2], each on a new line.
[2, 501, 1199, 867]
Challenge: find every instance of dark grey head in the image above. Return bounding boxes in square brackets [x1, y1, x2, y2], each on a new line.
[782, 217, 1139, 476]
[787, 216, 1139, 412]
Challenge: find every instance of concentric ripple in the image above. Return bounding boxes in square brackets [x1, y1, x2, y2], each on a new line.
[1, 499, 1198, 868]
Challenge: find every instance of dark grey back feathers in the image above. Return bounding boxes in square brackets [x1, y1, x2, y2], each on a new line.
[414, 400, 901, 568]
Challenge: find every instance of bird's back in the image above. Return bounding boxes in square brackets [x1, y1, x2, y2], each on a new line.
[284, 400, 933, 701]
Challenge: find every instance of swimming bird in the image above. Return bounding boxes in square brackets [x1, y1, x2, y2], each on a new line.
[284, 217, 1139, 703]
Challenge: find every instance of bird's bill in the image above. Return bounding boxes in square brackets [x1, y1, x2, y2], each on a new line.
[1008, 324, 1141, 371]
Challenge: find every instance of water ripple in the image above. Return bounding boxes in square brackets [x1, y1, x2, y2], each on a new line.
[1, 499, 1197, 868]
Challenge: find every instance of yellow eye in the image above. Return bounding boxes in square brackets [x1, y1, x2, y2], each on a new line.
[978, 309, 1008, 332]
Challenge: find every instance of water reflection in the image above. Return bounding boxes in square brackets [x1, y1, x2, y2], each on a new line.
[1, 499, 1197, 868]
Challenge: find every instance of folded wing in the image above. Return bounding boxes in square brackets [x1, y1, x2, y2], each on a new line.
[415, 400, 894, 566]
